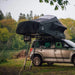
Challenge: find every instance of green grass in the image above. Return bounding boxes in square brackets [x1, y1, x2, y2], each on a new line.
[0, 58, 75, 75]
[0, 50, 22, 59]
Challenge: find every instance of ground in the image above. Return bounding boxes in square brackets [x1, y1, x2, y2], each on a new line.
[0, 58, 75, 75]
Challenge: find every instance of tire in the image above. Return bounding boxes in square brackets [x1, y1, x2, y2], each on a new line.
[32, 56, 42, 66]
[47, 62, 54, 66]
[73, 57, 75, 66]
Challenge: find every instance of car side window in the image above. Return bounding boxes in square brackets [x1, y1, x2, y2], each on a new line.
[44, 42, 51, 48]
[32, 41, 40, 48]
[55, 42, 62, 49]
[63, 42, 70, 48]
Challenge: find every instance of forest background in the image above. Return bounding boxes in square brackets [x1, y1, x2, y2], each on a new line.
[0, 10, 75, 51]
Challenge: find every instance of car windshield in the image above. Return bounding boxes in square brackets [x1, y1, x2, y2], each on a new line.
[62, 39, 75, 48]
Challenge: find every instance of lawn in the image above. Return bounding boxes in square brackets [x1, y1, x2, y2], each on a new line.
[0, 58, 75, 75]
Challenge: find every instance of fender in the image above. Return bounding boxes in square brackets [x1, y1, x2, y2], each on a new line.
[31, 51, 44, 60]
[70, 51, 75, 62]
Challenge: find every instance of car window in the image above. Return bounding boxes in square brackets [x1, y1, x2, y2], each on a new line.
[44, 42, 51, 48]
[55, 42, 62, 49]
[32, 40, 70, 49]
[32, 41, 40, 48]
[32, 41, 51, 49]
[62, 42, 70, 48]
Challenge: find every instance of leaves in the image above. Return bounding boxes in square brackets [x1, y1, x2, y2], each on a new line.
[44, 0, 49, 3]
[53, 0, 56, 2]
[55, 5, 58, 10]
[61, 5, 64, 10]
[39, 0, 69, 10]
[0, 28, 10, 42]
[39, 0, 43, 3]
[50, 1, 54, 5]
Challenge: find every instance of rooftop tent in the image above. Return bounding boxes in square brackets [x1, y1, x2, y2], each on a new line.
[16, 15, 67, 39]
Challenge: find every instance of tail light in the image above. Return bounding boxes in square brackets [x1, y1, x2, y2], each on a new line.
[30, 48, 33, 53]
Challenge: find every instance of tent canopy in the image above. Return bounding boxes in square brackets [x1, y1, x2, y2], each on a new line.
[16, 15, 67, 39]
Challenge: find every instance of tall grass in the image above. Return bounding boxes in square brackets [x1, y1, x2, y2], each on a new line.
[0, 50, 22, 63]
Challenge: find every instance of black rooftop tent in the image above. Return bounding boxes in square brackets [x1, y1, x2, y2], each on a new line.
[16, 15, 67, 39]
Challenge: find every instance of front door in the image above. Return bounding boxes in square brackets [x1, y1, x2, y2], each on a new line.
[54, 42, 64, 62]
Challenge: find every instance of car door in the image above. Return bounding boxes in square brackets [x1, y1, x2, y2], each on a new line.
[61, 42, 72, 59]
[40, 41, 55, 58]
[54, 42, 64, 62]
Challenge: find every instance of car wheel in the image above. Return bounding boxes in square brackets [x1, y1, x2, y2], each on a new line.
[47, 62, 54, 66]
[32, 56, 42, 66]
[73, 57, 75, 66]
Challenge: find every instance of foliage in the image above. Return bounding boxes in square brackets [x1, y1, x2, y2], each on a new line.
[0, 10, 4, 20]
[18, 13, 26, 21]
[5, 12, 12, 19]
[0, 28, 10, 42]
[0, 10, 75, 51]
[60, 18, 75, 40]
[0, 19, 17, 32]
[0, 51, 8, 63]
[39, 0, 69, 10]
[12, 35, 26, 50]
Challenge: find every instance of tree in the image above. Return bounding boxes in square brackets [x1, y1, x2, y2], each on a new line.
[33, 15, 39, 20]
[0, 28, 10, 42]
[0, 19, 16, 32]
[18, 13, 26, 21]
[39, 0, 69, 10]
[0, 10, 4, 20]
[5, 12, 12, 19]
[60, 18, 75, 40]
[40, 14, 44, 16]
[30, 10, 33, 20]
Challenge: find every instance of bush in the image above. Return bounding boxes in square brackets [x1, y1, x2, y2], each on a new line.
[0, 51, 8, 63]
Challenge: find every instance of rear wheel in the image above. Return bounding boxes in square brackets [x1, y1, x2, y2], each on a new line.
[47, 62, 54, 66]
[32, 56, 42, 66]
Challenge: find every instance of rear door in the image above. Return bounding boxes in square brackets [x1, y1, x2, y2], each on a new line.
[38, 41, 55, 58]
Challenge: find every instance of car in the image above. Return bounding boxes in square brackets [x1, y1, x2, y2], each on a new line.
[30, 39, 75, 66]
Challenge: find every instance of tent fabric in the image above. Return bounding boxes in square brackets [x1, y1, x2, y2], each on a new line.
[16, 15, 67, 39]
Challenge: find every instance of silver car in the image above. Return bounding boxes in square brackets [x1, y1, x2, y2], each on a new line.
[30, 39, 75, 66]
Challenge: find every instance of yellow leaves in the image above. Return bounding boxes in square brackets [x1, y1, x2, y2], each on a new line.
[60, 18, 75, 40]
[18, 19, 28, 23]
[0, 19, 16, 32]
[0, 28, 10, 42]
[33, 16, 39, 20]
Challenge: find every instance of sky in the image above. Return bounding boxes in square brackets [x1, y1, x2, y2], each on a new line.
[0, 0, 75, 21]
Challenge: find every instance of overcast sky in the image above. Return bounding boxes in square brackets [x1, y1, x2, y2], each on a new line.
[0, 0, 75, 21]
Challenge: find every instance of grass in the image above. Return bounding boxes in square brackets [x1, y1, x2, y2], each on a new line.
[0, 58, 75, 75]
[0, 50, 22, 60]
[0, 50, 75, 75]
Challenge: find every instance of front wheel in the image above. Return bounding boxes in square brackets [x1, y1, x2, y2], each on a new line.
[32, 56, 42, 66]
[73, 57, 75, 66]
